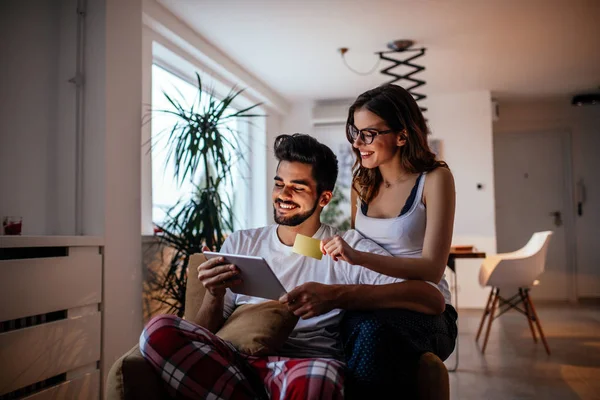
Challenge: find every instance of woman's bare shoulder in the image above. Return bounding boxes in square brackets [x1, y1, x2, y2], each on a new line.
[426, 166, 454, 183]
[424, 167, 455, 202]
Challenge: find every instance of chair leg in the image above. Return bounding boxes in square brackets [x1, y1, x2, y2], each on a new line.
[476, 289, 494, 342]
[481, 289, 499, 354]
[525, 290, 551, 355]
[519, 288, 537, 343]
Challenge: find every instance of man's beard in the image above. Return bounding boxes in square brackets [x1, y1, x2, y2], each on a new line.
[273, 199, 319, 226]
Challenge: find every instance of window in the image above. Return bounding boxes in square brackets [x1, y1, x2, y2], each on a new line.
[151, 64, 253, 230]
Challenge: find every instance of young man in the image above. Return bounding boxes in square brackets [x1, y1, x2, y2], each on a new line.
[140, 134, 446, 400]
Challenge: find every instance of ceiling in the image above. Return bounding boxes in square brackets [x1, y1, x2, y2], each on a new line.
[158, 0, 600, 102]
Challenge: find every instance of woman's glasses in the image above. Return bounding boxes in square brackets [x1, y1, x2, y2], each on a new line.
[347, 125, 396, 145]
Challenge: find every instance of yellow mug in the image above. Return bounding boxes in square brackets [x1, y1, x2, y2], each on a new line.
[292, 234, 323, 260]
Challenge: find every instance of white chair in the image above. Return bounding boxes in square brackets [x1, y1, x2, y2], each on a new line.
[476, 231, 553, 355]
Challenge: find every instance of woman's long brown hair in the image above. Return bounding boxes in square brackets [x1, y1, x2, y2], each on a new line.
[347, 84, 448, 204]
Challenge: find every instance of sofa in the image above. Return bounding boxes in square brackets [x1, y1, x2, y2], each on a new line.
[106, 254, 450, 399]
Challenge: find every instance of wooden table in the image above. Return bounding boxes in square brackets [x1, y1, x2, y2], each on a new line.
[448, 250, 487, 272]
[446, 250, 487, 372]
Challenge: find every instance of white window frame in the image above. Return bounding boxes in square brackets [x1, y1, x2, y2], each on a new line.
[141, 27, 268, 234]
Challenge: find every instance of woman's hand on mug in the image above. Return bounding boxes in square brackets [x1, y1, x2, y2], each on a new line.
[320, 235, 361, 265]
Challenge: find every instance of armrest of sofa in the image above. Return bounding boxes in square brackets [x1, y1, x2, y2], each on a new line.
[105, 253, 208, 400]
[105, 344, 169, 400]
[417, 352, 449, 400]
[184, 253, 208, 322]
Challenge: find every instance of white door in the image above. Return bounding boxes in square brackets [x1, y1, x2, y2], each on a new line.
[494, 131, 574, 301]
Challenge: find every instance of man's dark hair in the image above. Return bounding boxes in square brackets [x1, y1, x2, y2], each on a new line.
[273, 133, 338, 194]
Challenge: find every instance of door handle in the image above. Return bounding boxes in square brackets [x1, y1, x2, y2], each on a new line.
[549, 211, 562, 227]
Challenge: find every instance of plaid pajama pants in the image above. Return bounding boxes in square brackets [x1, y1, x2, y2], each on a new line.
[139, 314, 345, 400]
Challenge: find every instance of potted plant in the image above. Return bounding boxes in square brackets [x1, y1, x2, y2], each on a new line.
[148, 73, 263, 317]
[321, 184, 352, 231]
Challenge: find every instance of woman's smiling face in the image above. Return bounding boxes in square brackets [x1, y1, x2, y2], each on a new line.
[351, 108, 405, 169]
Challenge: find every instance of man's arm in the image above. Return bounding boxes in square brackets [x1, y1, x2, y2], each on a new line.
[192, 243, 241, 332]
[194, 292, 226, 332]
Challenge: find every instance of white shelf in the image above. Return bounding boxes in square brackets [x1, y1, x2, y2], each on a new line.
[0, 236, 104, 248]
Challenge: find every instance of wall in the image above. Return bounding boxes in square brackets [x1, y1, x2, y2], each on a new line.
[94, 0, 144, 389]
[1, 0, 144, 394]
[278, 101, 317, 223]
[0, 0, 72, 235]
[280, 91, 496, 308]
[141, 28, 154, 235]
[428, 92, 496, 247]
[428, 91, 496, 308]
[53, 0, 78, 235]
[494, 98, 600, 298]
[253, 108, 275, 227]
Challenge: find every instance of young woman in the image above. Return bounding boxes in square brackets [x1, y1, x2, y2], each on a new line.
[321, 84, 458, 397]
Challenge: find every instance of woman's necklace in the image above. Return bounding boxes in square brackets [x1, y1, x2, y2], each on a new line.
[384, 174, 410, 188]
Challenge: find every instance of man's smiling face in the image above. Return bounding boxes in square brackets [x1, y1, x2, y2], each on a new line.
[272, 160, 320, 226]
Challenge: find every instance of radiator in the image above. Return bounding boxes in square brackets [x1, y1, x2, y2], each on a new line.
[0, 237, 103, 400]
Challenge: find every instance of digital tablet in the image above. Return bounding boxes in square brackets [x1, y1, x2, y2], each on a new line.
[203, 252, 287, 301]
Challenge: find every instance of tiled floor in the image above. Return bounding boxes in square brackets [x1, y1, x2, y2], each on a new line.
[446, 305, 600, 399]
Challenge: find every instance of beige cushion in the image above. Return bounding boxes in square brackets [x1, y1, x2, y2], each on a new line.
[185, 253, 299, 356]
[216, 301, 298, 355]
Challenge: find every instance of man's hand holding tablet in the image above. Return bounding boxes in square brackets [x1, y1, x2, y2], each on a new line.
[203, 251, 287, 301]
[197, 247, 243, 297]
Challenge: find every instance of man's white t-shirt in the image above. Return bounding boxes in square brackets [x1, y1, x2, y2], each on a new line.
[220, 223, 404, 360]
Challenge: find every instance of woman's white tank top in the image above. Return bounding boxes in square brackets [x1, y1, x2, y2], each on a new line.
[354, 172, 452, 304]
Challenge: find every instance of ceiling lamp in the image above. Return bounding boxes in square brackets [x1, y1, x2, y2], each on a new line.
[339, 39, 428, 111]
